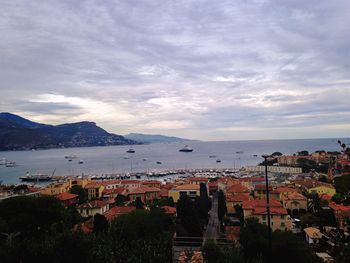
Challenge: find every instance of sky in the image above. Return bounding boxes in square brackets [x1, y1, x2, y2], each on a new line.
[1, 0, 350, 141]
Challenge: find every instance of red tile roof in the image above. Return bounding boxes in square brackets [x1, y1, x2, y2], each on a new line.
[161, 206, 176, 215]
[104, 206, 135, 221]
[128, 186, 160, 195]
[283, 192, 307, 201]
[319, 194, 332, 201]
[226, 184, 249, 194]
[174, 184, 200, 191]
[102, 187, 126, 196]
[56, 192, 78, 201]
[227, 194, 251, 202]
[85, 182, 103, 189]
[329, 202, 350, 213]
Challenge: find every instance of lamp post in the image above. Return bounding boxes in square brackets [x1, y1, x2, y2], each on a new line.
[262, 154, 272, 253]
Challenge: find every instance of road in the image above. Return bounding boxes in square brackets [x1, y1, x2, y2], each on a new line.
[203, 192, 221, 243]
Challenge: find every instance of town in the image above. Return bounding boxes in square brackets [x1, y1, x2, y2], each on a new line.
[0, 143, 350, 262]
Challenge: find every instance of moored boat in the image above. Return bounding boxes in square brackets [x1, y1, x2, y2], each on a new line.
[179, 145, 193, 152]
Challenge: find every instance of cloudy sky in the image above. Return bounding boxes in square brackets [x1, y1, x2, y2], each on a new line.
[1, 0, 350, 140]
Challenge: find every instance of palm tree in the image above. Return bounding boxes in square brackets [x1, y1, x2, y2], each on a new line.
[307, 193, 321, 214]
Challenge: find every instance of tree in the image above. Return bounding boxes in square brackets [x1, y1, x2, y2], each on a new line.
[176, 194, 202, 237]
[202, 239, 243, 263]
[115, 194, 126, 206]
[70, 185, 88, 204]
[217, 190, 227, 222]
[135, 197, 144, 209]
[234, 205, 244, 224]
[331, 193, 343, 204]
[93, 214, 109, 234]
[271, 152, 283, 157]
[297, 158, 317, 173]
[297, 150, 309, 156]
[301, 213, 319, 228]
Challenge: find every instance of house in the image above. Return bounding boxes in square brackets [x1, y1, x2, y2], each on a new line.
[253, 185, 279, 200]
[328, 202, 350, 231]
[275, 186, 299, 200]
[103, 206, 135, 221]
[56, 192, 79, 206]
[168, 184, 200, 203]
[77, 200, 110, 217]
[188, 177, 209, 185]
[226, 183, 250, 197]
[239, 177, 265, 189]
[102, 187, 127, 199]
[281, 192, 308, 213]
[304, 227, 323, 244]
[142, 180, 161, 188]
[242, 199, 292, 231]
[101, 180, 122, 190]
[128, 186, 160, 203]
[40, 181, 70, 196]
[226, 194, 251, 214]
[307, 184, 336, 197]
[84, 182, 105, 200]
[120, 180, 142, 190]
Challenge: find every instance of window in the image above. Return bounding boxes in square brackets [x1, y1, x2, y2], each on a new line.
[281, 222, 285, 227]
[262, 215, 266, 220]
[281, 215, 285, 219]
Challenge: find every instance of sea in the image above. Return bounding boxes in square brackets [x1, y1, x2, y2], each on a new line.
[0, 138, 349, 185]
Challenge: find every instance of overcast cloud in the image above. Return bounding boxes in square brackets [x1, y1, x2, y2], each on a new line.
[1, 0, 350, 140]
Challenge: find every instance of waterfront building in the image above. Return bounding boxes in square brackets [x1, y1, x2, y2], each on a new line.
[168, 184, 200, 203]
[245, 165, 302, 174]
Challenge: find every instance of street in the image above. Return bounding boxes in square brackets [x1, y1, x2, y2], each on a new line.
[203, 192, 221, 243]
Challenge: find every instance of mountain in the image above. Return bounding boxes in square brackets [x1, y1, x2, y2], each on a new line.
[124, 133, 194, 143]
[0, 113, 137, 151]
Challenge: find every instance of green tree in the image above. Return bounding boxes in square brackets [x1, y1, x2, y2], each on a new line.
[135, 197, 144, 209]
[176, 194, 202, 237]
[70, 185, 88, 204]
[202, 239, 243, 263]
[271, 152, 283, 156]
[93, 214, 108, 234]
[114, 194, 126, 206]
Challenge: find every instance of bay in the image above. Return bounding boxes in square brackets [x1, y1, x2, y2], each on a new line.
[0, 138, 349, 184]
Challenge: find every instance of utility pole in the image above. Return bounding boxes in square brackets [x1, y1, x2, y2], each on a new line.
[262, 155, 272, 254]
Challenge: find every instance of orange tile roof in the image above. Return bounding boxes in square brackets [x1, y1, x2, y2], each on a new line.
[226, 194, 251, 202]
[85, 182, 103, 189]
[56, 192, 78, 201]
[102, 187, 126, 195]
[104, 206, 135, 221]
[226, 184, 249, 194]
[128, 186, 160, 195]
[283, 192, 307, 201]
[304, 227, 323, 239]
[174, 184, 200, 191]
[161, 206, 176, 215]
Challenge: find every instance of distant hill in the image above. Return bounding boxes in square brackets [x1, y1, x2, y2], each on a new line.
[0, 112, 137, 151]
[124, 133, 194, 143]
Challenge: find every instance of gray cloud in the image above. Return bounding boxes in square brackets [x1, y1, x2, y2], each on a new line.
[0, 0, 349, 140]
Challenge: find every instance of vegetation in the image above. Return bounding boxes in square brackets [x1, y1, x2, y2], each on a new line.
[176, 194, 202, 237]
[202, 239, 243, 263]
[239, 218, 321, 263]
[114, 194, 126, 206]
[218, 190, 227, 223]
[70, 185, 88, 204]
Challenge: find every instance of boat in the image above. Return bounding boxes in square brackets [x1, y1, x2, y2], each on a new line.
[236, 151, 244, 154]
[126, 148, 135, 153]
[5, 161, 17, 167]
[156, 161, 162, 164]
[179, 145, 193, 152]
[123, 156, 130, 159]
[20, 172, 57, 182]
[253, 154, 258, 157]
[0, 158, 7, 165]
[216, 159, 221, 163]
[78, 160, 84, 164]
[142, 158, 147, 161]
[136, 174, 141, 179]
[209, 155, 216, 158]
[65, 155, 77, 159]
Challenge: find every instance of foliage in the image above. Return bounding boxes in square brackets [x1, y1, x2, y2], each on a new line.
[114, 194, 126, 206]
[331, 193, 342, 204]
[135, 197, 144, 209]
[239, 218, 321, 263]
[202, 239, 243, 263]
[93, 214, 108, 234]
[70, 185, 88, 204]
[271, 152, 283, 156]
[152, 197, 175, 207]
[334, 174, 350, 195]
[234, 204, 244, 224]
[297, 158, 317, 173]
[176, 194, 202, 237]
[297, 150, 309, 156]
[0, 196, 70, 237]
[300, 213, 319, 228]
[218, 190, 227, 222]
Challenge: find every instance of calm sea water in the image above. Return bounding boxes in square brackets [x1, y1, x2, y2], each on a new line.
[0, 138, 349, 184]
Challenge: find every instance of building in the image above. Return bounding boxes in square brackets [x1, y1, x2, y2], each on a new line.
[56, 192, 78, 207]
[187, 177, 209, 185]
[245, 165, 302, 174]
[102, 187, 127, 199]
[142, 180, 161, 188]
[226, 194, 251, 214]
[253, 185, 279, 200]
[128, 186, 160, 203]
[84, 182, 105, 200]
[277, 155, 316, 167]
[226, 183, 250, 197]
[120, 180, 142, 190]
[328, 202, 350, 231]
[307, 184, 336, 197]
[40, 181, 70, 196]
[77, 200, 109, 217]
[281, 192, 308, 213]
[103, 206, 135, 221]
[242, 199, 292, 231]
[168, 184, 200, 203]
[304, 227, 323, 244]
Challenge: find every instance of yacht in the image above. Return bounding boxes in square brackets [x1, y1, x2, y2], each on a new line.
[20, 173, 56, 182]
[216, 159, 221, 163]
[0, 158, 7, 165]
[65, 154, 77, 159]
[78, 160, 84, 164]
[209, 155, 216, 158]
[179, 145, 193, 152]
[123, 156, 130, 159]
[5, 161, 17, 167]
[156, 161, 162, 164]
[236, 151, 244, 154]
[126, 148, 135, 153]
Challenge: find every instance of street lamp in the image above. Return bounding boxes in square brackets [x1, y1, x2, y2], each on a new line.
[262, 154, 272, 252]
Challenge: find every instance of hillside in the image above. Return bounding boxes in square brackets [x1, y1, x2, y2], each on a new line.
[0, 113, 137, 151]
[124, 133, 194, 143]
